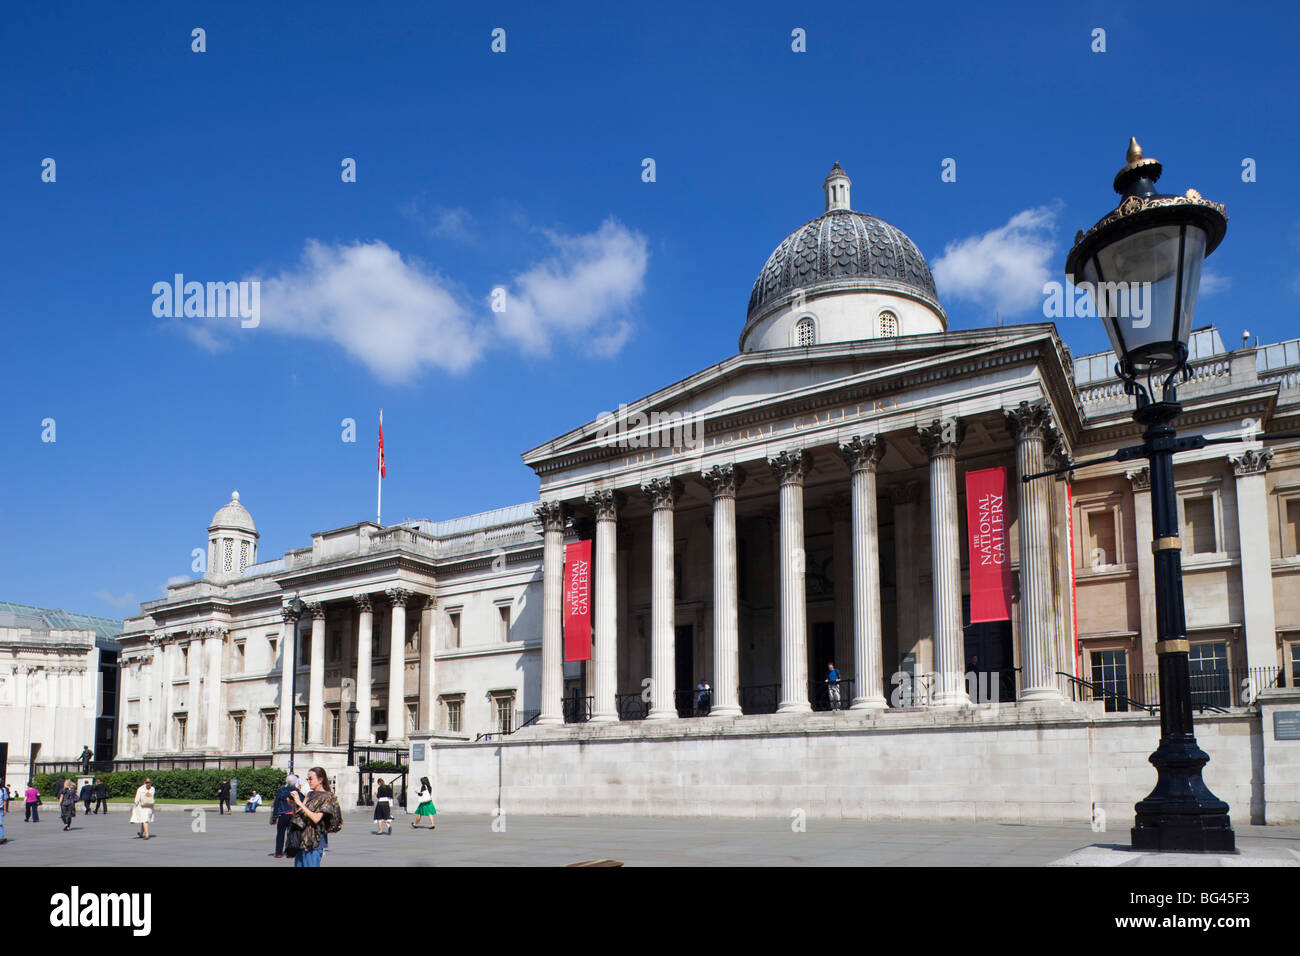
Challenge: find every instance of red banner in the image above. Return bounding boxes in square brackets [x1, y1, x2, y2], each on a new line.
[563, 540, 592, 661]
[965, 467, 1012, 623]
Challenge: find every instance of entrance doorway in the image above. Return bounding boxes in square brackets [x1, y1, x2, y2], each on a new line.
[674, 624, 693, 716]
[962, 596, 1015, 702]
[811, 622, 837, 709]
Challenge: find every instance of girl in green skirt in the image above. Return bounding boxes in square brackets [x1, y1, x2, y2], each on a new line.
[411, 777, 436, 829]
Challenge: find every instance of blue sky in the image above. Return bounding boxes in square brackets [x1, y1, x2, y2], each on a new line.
[2, 1, 1297, 618]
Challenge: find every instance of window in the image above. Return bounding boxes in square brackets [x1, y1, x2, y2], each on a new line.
[264, 712, 277, 750]
[1086, 510, 1117, 567]
[1188, 641, 1230, 708]
[448, 612, 461, 649]
[330, 709, 340, 746]
[128, 725, 139, 754]
[443, 696, 463, 733]
[234, 641, 246, 673]
[492, 692, 516, 734]
[1183, 496, 1217, 554]
[795, 316, 816, 347]
[232, 714, 244, 751]
[498, 605, 511, 642]
[239, 540, 249, 571]
[1286, 499, 1300, 557]
[1291, 643, 1300, 688]
[878, 310, 898, 337]
[175, 715, 188, 750]
[407, 702, 418, 733]
[268, 635, 278, 661]
[297, 710, 308, 743]
[1090, 649, 1129, 712]
[181, 646, 189, 675]
[223, 538, 233, 572]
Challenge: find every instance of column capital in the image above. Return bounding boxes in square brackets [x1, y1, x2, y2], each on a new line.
[535, 500, 572, 532]
[303, 601, 325, 621]
[353, 593, 373, 613]
[768, 449, 813, 486]
[1045, 428, 1071, 477]
[1003, 400, 1055, 444]
[701, 463, 747, 498]
[385, 587, 412, 608]
[1126, 466, 1151, 492]
[839, 434, 887, 473]
[642, 477, 685, 509]
[281, 603, 301, 624]
[423, 593, 438, 611]
[1230, 447, 1274, 477]
[585, 489, 625, 521]
[918, 417, 965, 458]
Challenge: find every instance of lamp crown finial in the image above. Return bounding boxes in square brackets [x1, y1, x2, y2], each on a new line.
[1126, 137, 1142, 164]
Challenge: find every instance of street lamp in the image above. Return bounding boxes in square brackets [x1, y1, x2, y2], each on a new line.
[346, 700, 358, 767]
[1053, 139, 1233, 851]
[285, 594, 304, 776]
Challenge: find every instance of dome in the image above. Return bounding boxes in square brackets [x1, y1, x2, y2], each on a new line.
[746, 208, 941, 324]
[209, 490, 257, 534]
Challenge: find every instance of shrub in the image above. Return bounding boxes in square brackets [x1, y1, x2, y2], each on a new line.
[103, 768, 287, 801]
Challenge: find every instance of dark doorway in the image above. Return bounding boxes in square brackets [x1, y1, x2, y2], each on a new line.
[962, 596, 1015, 702]
[674, 624, 693, 717]
[811, 621, 837, 709]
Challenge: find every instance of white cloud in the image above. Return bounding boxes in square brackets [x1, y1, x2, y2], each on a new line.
[1199, 268, 1232, 297]
[93, 590, 138, 609]
[932, 205, 1063, 317]
[401, 195, 475, 242]
[253, 239, 486, 383]
[494, 218, 648, 357]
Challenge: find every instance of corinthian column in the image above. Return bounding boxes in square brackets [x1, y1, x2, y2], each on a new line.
[386, 588, 411, 742]
[536, 501, 571, 725]
[354, 594, 374, 743]
[840, 434, 888, 710]
[919, 417, 968, 706]
[306, 602, 326, 744]
[1231, 448, 1276, 676]
[769, 449, 813, 714]
[586, 490, 624, 722]
[702, 466, 745, 717]
[205, 627, 225, 748]
[278, 605, 299, 747]
[641, 480, 684, 719]
[1005, 401, 1061, 701]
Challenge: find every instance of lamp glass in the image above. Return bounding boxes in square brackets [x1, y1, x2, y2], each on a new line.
[1082, 224, 1205, 373]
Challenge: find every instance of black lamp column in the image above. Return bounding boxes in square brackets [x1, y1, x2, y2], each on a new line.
[346, 700, 358, 767]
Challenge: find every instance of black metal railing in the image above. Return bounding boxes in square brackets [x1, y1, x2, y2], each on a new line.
[674, 689, 696, 718]
[810, 678, 855, 711]
[1064, 666, 1282, 713]
[34, 755, 276, 774]
[738, 683, 780, 715]
[615, 694, 649, 721]
[563, 695, 594, 724]
[354, 746, 408, 768]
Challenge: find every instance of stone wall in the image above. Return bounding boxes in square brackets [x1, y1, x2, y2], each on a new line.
[411, 701, 1299, 827]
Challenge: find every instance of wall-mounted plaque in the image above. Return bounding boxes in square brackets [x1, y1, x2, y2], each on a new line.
[1274, 711, 1300, 741]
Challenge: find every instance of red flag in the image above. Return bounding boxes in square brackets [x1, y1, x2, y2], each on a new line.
[378, 410, 386, 478]
[563, 540, 592, 661]
[965, 467, 1012, 623]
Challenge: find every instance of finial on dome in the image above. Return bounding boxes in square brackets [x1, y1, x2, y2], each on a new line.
[1126, 137, 1142, 164]
[231, 490, 240, 502]
[823, 162, 851, 212]
[1113, 137, 1162, 194]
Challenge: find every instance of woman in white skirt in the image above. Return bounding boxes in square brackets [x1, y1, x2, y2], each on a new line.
[130, 778, 155, 840]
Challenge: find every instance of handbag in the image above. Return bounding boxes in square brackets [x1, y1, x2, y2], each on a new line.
[284, 821, 303, 856]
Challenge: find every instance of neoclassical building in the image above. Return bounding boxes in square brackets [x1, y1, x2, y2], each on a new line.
[114, 164, 1300, 824]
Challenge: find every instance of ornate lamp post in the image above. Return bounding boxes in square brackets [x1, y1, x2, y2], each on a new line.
[285, 594, 304, 775]
[1039, 139, 1238, 850]
[346, 700, 359, 767]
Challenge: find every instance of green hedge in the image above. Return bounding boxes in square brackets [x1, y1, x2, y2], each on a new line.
[32, 768, 287, 801]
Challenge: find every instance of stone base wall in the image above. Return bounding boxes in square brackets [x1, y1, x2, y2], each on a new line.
[410, 701, 1298, 826]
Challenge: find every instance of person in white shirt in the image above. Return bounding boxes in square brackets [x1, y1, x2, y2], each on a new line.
[244, 790, 262, 812]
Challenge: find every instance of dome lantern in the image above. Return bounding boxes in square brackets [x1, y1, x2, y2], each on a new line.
[207, 490, 259, 580]
[824, 162, 851, 212]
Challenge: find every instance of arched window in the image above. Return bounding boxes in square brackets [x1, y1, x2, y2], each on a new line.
[795, 315, 816, 347]
[878, 310, 898, 338]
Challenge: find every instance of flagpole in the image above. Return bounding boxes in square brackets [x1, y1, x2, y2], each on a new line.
[377, 408, 383, 527]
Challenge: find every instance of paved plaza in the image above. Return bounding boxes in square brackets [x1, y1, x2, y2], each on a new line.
[4, 805, 1300, 866]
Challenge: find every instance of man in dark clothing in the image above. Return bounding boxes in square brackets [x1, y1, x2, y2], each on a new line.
[217, 778, 232, 815]
[93, 779, 109, 814]
[78, 746, 93, 775]
[79, 781, 94, 814]
[59, 780, 77, 830]
[270, 775, 297, 858]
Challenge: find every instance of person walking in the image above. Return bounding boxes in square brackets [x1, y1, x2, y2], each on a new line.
[825, 661, 842, 711]
[373, 779, 394, 835]
[24, 783, 40, 822]
[93, 779, 109, 814]
[287, 767, 341, 867]
[0, 782, 8, 815]
[0, 785, 6, 844]
[131, 778, 155, 839]
[216, 778, 232, 815]
[80, 780, 94, 815]
[59, 779, 78, 831]
[410, 777, 436, 830]
[271, 774, 298, 858]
